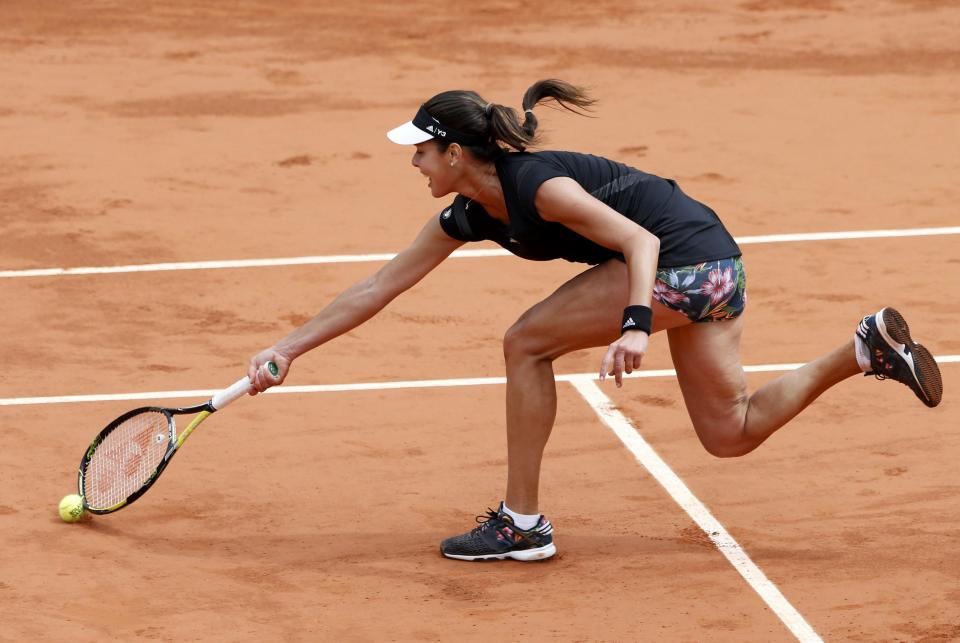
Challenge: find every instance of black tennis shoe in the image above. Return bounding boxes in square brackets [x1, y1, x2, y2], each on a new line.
[440, 503, 556, 561]
[856, 307, 942, 408]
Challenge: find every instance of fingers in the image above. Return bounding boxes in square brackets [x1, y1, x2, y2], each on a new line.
[256, 361, 279, 391]
[613, 350, 625, 387]
[599, 344, 617, 380]
[599, 337, 646, 387]
[248, 353, 285, 395]
[247, 361, 261, 395]
[255, 367, 268, 392]
[600, 344, 628, 386]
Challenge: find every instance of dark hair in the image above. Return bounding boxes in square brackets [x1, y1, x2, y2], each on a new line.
[423, 79, 595, 162]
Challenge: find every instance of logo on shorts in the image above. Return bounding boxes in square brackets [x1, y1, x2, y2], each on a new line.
[441, 207, 452, 219]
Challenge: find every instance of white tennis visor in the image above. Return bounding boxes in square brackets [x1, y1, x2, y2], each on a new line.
[386, 105, 488, 146]
[386, 119, 434, 145]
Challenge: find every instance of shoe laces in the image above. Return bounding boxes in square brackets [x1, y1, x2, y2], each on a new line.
[471, 508, 508, 535]
[470, 509, 548, 549]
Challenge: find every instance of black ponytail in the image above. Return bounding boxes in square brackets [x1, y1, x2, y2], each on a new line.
[421, 79, 594, 162]
[518, 78, 596, 143]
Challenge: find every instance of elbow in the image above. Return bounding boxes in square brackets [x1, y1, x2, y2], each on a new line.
[361, 275, 387, 309]
[626, 230, 659, 258]
[647, 233, 660, 255]
[363, 273, 398, 310]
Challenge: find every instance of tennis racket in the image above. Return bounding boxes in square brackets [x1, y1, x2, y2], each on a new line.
[77, 362, 279, 514]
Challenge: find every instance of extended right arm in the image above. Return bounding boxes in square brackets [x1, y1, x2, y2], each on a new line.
[248, 215, 464, 391]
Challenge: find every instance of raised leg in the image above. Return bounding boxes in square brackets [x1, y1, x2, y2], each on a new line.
[666, 317, 861, 457]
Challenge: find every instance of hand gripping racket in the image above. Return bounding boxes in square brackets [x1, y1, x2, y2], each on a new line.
[77, 362, 279, 514]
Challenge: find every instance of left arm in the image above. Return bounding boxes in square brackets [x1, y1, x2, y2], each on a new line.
[535, 177, 660, 386]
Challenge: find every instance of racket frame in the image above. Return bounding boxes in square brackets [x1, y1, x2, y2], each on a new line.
[75, 362, 275, 514]
[77, 401, 215, 514]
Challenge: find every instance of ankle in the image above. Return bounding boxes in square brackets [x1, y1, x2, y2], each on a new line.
[501, 501, 541, 530]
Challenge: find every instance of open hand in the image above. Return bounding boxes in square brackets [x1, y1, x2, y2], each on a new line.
[599, 330, 649, 388]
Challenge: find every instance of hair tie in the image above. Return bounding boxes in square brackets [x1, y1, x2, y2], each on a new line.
[484, 102, 494, 117]
[524, 108, 534, 116]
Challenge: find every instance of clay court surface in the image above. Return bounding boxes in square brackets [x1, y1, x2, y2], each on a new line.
[2, 1, 959, 640]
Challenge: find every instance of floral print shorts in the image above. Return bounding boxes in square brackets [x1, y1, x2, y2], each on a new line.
[653, 256, 746, 322]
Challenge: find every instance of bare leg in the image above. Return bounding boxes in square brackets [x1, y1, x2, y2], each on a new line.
[502, 260, 691, 513]
[667, 316, 861, 457]
[501, 258, 866, 511]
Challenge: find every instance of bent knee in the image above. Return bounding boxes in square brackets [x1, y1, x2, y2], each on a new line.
[695, 423, 756, 458]
[504, 318, 541, 360]
[702, 441, 753, 459]
[503, 316, 555, 362]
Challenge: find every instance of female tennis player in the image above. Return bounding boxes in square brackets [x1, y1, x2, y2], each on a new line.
[247, 79, 942, 562]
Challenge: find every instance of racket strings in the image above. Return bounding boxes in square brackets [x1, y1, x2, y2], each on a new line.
[84, 411, 171, 509]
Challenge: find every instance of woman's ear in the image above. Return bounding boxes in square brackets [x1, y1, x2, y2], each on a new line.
[447, 143, 463, 166]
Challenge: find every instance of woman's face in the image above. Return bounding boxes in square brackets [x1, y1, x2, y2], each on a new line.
[411, 140, 458, 198]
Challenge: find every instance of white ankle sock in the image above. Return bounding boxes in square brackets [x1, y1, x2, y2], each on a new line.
[501, 502, 540, 530]
[854, 331, 872, 372]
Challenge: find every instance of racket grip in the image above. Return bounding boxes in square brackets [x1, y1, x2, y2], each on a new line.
[211, 376, 255, 410]
[210, 362, 280, 410]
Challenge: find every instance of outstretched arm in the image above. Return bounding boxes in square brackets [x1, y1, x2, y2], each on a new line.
[248, 215, 464, 392]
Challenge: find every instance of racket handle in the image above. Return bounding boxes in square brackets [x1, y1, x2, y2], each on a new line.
[210, 361, 280, 410]
[211, 376, 254, 410]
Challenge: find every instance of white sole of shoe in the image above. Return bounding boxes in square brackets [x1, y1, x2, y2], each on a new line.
[443, 542, 557, 562]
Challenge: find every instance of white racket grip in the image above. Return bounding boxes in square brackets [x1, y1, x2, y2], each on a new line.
[210, 376, 254, 411]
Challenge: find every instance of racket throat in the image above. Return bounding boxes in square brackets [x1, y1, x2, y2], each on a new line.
[176, 409, 213, 448]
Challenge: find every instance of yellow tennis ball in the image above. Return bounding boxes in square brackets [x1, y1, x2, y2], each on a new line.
[58, 494, 87, 523]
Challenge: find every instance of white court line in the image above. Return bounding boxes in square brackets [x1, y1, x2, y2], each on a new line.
[570, 377, 822, 643]
[2, 226, 958, 278]
[0, 248, 507, 278]
[2, 355, 957, 407]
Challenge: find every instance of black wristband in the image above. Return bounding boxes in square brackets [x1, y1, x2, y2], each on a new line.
[621, 305, 652, 335]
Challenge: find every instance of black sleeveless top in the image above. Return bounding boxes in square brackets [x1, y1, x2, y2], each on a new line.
[438, 151, 740, 268]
